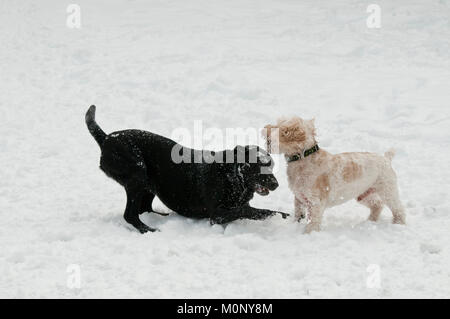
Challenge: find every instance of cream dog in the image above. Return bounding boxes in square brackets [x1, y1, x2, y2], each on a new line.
[263, 117, 406, 233]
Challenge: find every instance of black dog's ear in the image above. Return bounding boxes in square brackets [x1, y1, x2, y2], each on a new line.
[246, 145, 272, 159]
[251, 146, 273, 167]
[245, 145, 273, 165]
[234, 145, 271, 165]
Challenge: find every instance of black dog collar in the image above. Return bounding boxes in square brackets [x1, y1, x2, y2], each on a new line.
[285, 144, 319, 163]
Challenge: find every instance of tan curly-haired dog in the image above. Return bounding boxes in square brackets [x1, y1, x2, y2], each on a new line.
[263, 117, 406, 233]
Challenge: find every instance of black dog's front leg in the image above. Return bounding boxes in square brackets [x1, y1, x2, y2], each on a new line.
[209, 208, 242, 225]
[241, 205, 289, 221]
[210, 205, 289, 225]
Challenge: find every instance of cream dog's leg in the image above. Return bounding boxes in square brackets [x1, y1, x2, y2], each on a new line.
[358, 190, 384, 222]
[376, 171, 406, 224]
[383, 188, 406, 224]
[294, 197, 308, 220]
[305, 204, 323, 233]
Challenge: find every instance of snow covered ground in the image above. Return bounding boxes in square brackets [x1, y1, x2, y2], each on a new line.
[1, 0, 449, 298]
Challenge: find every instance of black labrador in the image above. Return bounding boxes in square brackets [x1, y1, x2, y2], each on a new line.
[86, 105, 288, 233]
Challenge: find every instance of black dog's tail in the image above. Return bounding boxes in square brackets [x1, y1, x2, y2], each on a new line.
[85, 105, 106, 147]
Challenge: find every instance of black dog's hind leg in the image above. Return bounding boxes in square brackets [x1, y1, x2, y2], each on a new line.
[99, 137, 159, 233]
[125, 187, 159, 233]
[139, 192, 154, 215]
[139, 192, 169, 216]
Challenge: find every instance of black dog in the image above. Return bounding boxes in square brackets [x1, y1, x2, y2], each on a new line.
[86, 105, 288, 233]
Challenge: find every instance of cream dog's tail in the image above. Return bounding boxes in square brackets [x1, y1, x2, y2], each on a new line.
[384, 148, 396, 161]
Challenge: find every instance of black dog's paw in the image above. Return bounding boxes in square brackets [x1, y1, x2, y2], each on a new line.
[278, 212, 290, 219]
[137, 224, 160, 234]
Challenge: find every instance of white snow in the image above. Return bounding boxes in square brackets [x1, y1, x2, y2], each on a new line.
[1, 0, 449, 298]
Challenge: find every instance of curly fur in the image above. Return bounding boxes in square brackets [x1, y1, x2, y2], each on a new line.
[263, 117, 406, 233]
